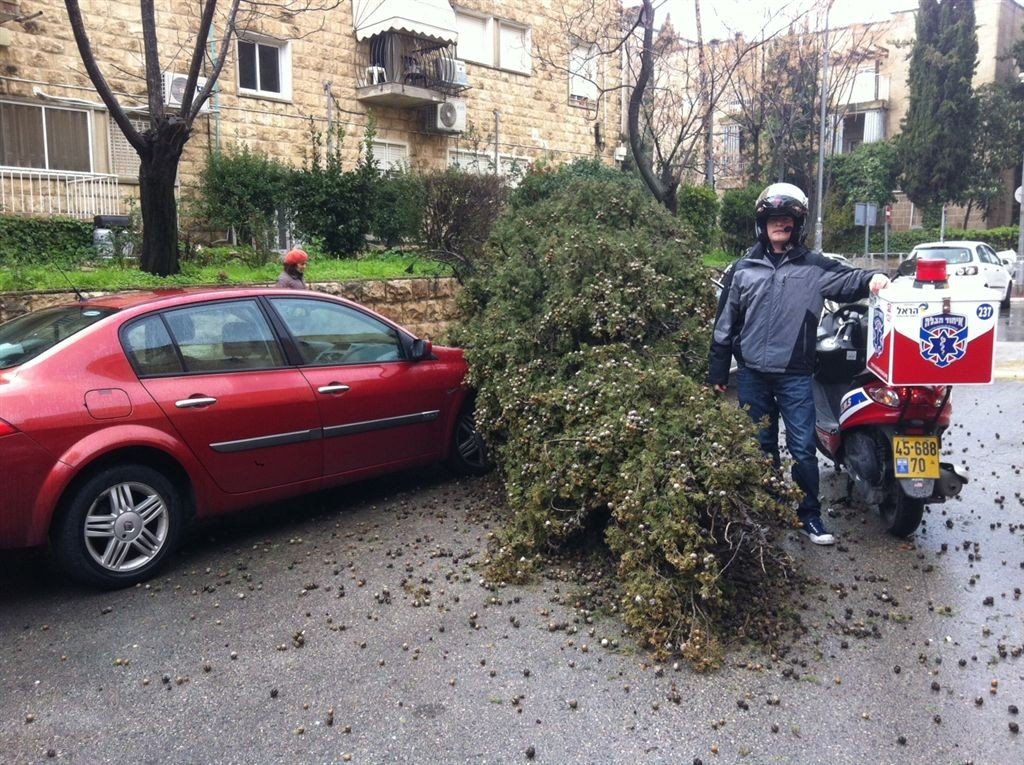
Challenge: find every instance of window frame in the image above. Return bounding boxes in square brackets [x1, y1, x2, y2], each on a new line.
[454, 9, 531, 75]
[568, 43, 599, 105]
[370, 140, 410, 172]
[0, 100, 94, 173]
[236, 34, 293, 101]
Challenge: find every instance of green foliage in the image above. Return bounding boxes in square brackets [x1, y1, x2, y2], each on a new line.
[510, 158, 641, 210]
[288, 120, 378, 257]
[419, 168, 507, 281]
[718, 185, 761, 256]
[900, 0, 979, 208]
[676, 184, 720, 251]
[960, 81, 1024, 224]
[371, 170, 424, 247]
[825, 225, 1019, 256]
[0, 216, 92, 265]
[195, 144, 289, 252]
[457, 177, 797, 669]
[828, 141, 901, 207]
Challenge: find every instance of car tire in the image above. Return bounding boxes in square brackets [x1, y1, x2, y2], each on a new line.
[1001, 280, 1013, 309]
[446, 401, 492, 476]
[52, 464, 184, 589]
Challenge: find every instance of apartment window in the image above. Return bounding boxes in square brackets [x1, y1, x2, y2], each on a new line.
[237, 36, 292, 100]
[110, 117, 149, 178]
[0, 102, 91, 172]
[569, 44, 598, 105]
[447, 149, 528, 184]
[371, 141, 409, 171]
[720, 123, 742, 173]
[455, 11, 531, 74]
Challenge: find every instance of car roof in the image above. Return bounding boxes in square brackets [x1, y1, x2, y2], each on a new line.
[911, 240, 986, 249]
[59, 287, 348, 311]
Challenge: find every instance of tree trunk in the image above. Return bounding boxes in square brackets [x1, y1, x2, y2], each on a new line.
[138, 119, 190, 276]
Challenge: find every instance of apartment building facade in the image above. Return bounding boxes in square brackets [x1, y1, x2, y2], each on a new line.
[0, 0, 624, 222]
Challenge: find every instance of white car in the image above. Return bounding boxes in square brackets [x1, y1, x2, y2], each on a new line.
[996, 249, 1017, 273]
[894, 240, 1013, 308]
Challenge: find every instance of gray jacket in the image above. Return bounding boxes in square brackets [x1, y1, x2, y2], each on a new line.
[708, 244, 876, 385]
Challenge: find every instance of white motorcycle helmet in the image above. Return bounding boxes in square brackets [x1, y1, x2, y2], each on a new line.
[754, 183, 809, 249]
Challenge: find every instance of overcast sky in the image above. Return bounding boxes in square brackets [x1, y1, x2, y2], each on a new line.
[657, 0, 920, 40]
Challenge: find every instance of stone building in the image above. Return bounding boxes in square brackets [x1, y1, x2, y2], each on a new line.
[0, 0, 624, 228]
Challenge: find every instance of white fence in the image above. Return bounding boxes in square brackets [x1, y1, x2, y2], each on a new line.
[0, 168, 123, 219]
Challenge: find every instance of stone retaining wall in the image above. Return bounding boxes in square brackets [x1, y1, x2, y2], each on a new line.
[0, 277, 463, 342]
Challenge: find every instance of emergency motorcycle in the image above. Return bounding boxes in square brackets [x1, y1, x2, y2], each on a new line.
[812, 262, 971, 537]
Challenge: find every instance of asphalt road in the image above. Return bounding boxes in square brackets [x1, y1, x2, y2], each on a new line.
[2, 311, 1022, 765]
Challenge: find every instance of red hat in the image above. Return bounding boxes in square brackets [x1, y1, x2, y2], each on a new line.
[283, 248, 308, 266]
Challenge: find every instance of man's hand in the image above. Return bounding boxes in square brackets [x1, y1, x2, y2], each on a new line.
[869, 273, 890, 294]
[713, 384, 727, 394]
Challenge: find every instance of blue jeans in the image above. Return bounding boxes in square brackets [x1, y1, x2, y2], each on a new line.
[736, 368, 821, 520]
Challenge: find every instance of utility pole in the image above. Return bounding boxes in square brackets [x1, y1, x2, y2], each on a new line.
[814, 2, 834, 252]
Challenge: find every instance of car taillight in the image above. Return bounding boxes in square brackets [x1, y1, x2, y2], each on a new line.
[954, 265, 979, 276]
[0, 418, 18, 437]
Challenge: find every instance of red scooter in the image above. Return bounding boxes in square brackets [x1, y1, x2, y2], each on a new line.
[812, 300, 968, 536]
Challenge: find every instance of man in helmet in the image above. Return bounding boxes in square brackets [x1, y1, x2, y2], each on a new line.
[708, 183, 889, 546]
[277, 248, 310, 289]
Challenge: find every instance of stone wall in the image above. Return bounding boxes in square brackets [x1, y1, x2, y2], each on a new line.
[0, 277, 462, 342]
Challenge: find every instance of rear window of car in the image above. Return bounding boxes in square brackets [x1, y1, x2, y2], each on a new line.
[0, 306, 116, 370]
[911, 247, 971, 264]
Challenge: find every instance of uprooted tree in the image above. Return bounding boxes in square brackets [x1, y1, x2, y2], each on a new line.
[455, 163, 799, 669]
[63, 0, 335, 276]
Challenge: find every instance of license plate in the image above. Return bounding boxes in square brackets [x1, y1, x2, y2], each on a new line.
[892, 435, 940, 479]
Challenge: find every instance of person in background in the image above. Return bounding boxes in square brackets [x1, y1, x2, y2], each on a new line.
[277, 248, 309, 290]
[707, 183, 890, 546]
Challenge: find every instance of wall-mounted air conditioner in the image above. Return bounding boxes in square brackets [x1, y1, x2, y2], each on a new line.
[162, 72, 210, 113]
[436, 58, 469, 88]
[425, 98, 466, 134]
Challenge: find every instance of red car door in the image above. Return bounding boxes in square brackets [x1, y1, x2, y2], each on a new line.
[267, 296, 451, 478]
[125, 300, 322, 494]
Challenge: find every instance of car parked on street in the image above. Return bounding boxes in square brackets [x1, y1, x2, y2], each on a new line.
[894, 240, 1013, 307]
[0, 288, 488, 588]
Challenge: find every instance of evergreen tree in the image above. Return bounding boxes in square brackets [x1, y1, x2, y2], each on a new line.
[899, 0, 979, 209]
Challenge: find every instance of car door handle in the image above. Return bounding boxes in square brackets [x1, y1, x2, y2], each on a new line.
[175, 396, 218, 409]
[318, 384, 351, 394]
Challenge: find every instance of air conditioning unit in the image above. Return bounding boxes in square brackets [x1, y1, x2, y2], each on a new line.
[426, 99, 466, 134]
[162, 72, 210, 113]
[436, 58, 469, 88]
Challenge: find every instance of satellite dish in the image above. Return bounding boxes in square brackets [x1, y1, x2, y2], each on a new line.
[438, 102, 458, 128]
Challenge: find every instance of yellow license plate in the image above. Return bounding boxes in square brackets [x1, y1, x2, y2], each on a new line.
[892, 435, 940, 479]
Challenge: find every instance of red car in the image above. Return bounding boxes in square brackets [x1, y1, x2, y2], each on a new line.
[0, 288, 488, 587]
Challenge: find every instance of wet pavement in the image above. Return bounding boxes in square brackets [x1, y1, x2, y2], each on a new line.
[1, 357, 1021, 764]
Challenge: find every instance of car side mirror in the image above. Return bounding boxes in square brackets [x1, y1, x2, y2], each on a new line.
[410, 338, 433, 361]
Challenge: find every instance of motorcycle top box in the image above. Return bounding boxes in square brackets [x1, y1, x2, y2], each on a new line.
[867, 259, 998, 386]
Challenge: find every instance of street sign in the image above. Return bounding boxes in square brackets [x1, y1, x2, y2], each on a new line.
[855, 202, 878, 227]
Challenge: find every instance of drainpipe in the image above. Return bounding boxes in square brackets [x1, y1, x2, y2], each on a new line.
[493, 110, 500, 174]
[325, 82, 334, 154]
[208, 21, 221, 152]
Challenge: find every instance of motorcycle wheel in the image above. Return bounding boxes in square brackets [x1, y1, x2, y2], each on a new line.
[879, 486, 925, 537]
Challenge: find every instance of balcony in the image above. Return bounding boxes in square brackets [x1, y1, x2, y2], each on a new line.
[0, 168, 124, 219]
[355, 31, 468, 109]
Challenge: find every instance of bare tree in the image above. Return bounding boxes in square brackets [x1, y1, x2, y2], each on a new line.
[533, 1, 788, 212]
[63, 0, 335, 276]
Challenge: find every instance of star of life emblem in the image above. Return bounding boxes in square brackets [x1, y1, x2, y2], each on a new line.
[919, 314, 968, 368]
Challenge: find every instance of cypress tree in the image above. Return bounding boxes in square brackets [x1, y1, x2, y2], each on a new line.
[900, 0, 979, 209]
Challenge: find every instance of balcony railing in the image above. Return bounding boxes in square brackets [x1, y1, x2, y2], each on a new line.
[0, 168, 124, 219]
[355, 31, 467, 109]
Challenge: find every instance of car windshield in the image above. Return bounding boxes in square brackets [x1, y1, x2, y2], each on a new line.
[0, 306, 116, 370]
[912, 247, 971, 265]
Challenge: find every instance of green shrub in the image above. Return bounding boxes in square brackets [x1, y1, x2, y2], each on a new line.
[457, 177, 797, 669]
[676, 184, 720, 251]
[419, 168, 507, 280]
[288, 121, 377, 257]
[0, 216, 92, 265]
[371, 171, 424, 247]
[827, 225, 1020, 255]
[510, 157, 641, 210]
[194, 144, 288, 252]
[719, 185, 761, 257]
